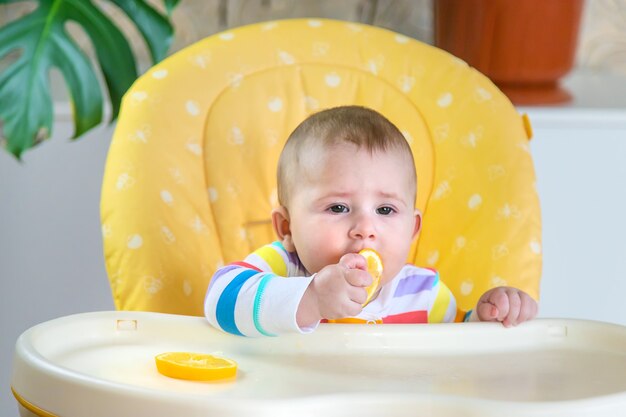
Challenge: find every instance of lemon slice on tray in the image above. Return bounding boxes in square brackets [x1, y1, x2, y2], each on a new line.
[155, 352, 237, 381]
[359, 248, 383, 306]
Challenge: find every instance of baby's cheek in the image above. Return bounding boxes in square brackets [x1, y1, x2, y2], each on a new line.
[301, 250, 341, 275]
[383, 244, 415, 281]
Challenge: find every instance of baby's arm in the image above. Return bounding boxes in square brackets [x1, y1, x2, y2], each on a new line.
[470, 287, 538, 327]
[296, 253, 372, 327]
[204, 243, 314, 336]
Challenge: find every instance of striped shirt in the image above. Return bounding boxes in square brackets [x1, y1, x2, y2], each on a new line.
[204, 241, 467, 337]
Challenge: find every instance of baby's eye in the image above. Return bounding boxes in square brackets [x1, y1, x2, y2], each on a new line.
[329, 204, 349, 213]
[376, 206, 395, 215]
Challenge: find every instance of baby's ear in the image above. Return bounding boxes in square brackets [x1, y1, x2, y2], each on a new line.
[412, 209, 422, 239]
[271, 207, 295, 252]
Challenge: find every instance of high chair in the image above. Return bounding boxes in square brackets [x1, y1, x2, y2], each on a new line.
[100, 18, 541, 316]
[13, 19, 626, 417]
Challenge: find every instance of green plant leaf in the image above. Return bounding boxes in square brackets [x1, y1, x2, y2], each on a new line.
[163, 0, 180, 16]
[0, 0, 177, 159]
[109, 0, 174, 63]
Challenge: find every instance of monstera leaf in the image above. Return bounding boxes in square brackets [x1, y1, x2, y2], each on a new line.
[0, 0, 180, 159]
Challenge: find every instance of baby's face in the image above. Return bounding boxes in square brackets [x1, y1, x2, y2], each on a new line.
[285, 142, 419, 285]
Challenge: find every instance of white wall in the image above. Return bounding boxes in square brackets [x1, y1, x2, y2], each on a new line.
[1, 105, 626, 416]
[0, 113, 115, 416]
[528, 108, 626, 327]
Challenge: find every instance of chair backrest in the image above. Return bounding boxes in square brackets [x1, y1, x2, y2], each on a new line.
[101, 19, 541, 316]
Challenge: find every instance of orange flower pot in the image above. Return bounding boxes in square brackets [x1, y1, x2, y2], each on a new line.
[435, 0, 584, 104]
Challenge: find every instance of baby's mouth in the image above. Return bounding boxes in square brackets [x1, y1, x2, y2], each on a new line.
[351, 246, 375, 254]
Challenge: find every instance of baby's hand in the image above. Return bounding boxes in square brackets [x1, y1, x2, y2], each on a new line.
[312, 253, 373, 319]
[296, 253, 372, 326]
[475, 287, 538, 327]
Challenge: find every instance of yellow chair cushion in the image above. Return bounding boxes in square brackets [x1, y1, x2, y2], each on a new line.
[101, 19, 541, 316]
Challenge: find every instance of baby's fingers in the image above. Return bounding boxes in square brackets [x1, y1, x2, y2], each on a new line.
[477, 288, 511, 323]
[502, 290, 522, 327]
[348, 285, 368, 305]
[345, 268, 372, 288]
[516, 293, 539, 324]
[494, 289, 539, 327]
[484, 289, 510, 321]
[476, 302, 499, 321]
[339, 253, 367, 271]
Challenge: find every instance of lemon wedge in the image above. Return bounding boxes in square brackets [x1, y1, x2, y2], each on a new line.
[155, 352, 237, 381]
[359, 248, 383, 305]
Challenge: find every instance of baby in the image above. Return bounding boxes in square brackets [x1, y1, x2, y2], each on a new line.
[204, 106, 538, 336]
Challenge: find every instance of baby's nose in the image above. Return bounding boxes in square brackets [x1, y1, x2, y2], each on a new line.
[349, 215, 376, 240]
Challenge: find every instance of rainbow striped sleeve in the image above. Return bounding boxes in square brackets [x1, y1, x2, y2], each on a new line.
[204, 241, 314, 337]
[427, 271, 461, 323]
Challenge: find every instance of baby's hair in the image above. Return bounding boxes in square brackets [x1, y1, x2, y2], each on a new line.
[277, 105, 416, 206]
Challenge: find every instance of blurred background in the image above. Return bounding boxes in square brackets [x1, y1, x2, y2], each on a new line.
[2, 1, 626, 415]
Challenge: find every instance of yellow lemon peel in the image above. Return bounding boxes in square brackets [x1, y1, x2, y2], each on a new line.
[359, 248, 383, 306]
[155, 352, 237, 381]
